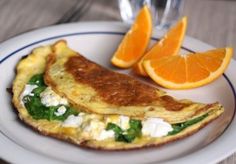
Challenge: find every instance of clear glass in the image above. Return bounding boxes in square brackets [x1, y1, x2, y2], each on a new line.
[118, 0, 183, 29]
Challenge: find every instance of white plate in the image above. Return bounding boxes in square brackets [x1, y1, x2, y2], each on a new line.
[0, 22, 235, 164]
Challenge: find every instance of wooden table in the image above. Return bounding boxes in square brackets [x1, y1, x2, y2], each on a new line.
[0, 0, 235, 163]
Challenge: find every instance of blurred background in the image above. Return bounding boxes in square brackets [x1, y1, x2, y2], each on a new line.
[0, 0, 235, 163]
[0, 0, 235, 60]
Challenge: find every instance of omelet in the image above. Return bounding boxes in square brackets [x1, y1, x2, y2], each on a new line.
[12, 40, 224, 150]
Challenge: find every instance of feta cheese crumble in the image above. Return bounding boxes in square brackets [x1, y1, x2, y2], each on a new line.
[40, 87, 68, 107]
[54, 106, 67, 116]
[119, 115, 130, 130]
[97, 130, 115, 141]
[83, 119, 106, 139]
[142, 118, 173, 137]
[62, 113, 115, 140]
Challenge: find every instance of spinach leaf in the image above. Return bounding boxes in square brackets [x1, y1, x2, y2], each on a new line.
[106, 123, 123, 134]
[123, 119, 142, 142]
[23, 95, 49, 120]
[183, 113, 208, 126]
[168, 113, 209, 135]
[28, 74, 45, 86]
[129, 119, 142, 133]
[106, 123, 124, 141]
[106, 123, 129, 142]
[106, 119, 142, 143]
[32, 86, 47, 96]
[51, 106, 79, 121]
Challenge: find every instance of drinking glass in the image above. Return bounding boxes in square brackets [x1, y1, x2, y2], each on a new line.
[118, 0, 183, 29]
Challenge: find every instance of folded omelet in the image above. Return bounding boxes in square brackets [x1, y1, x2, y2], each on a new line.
[12, 40, 223, 150]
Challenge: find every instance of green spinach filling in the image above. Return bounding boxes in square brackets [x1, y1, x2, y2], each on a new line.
[23, 74, 210, 143]
[106, 119, 142, 143]
[23, 74, 78, 121]
[168, 113, 209, 135]
[105, 113, 209, 143]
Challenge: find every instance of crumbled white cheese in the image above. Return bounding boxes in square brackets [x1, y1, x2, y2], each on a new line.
[21, 84, 38, 98]
[62, 115, 83, 127]
[97, 130, 115, 141]
[62, 113, 114, 140]
[54, 106, 67, 116]
[83, 119, 105, 138]
[83, 116, 127, 140]
[20, 84, 38, 104]
[142, 118, 173, 137]
[119, 115, 130, 130]
[40, 87, 68, 107]
[84, 119, 104, 132]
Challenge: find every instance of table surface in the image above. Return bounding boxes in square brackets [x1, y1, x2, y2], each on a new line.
[0, 0, 235, 163]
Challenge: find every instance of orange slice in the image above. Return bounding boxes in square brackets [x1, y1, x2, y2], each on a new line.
[111, 5, 152, 68]
[133, 16, 187, 76]
[143, 48, 233, 89]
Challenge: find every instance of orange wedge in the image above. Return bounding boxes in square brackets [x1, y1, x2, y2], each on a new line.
[111, 5, 152, 68]
[133, 16, 187, 76]
[143, 48, 233, 89]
